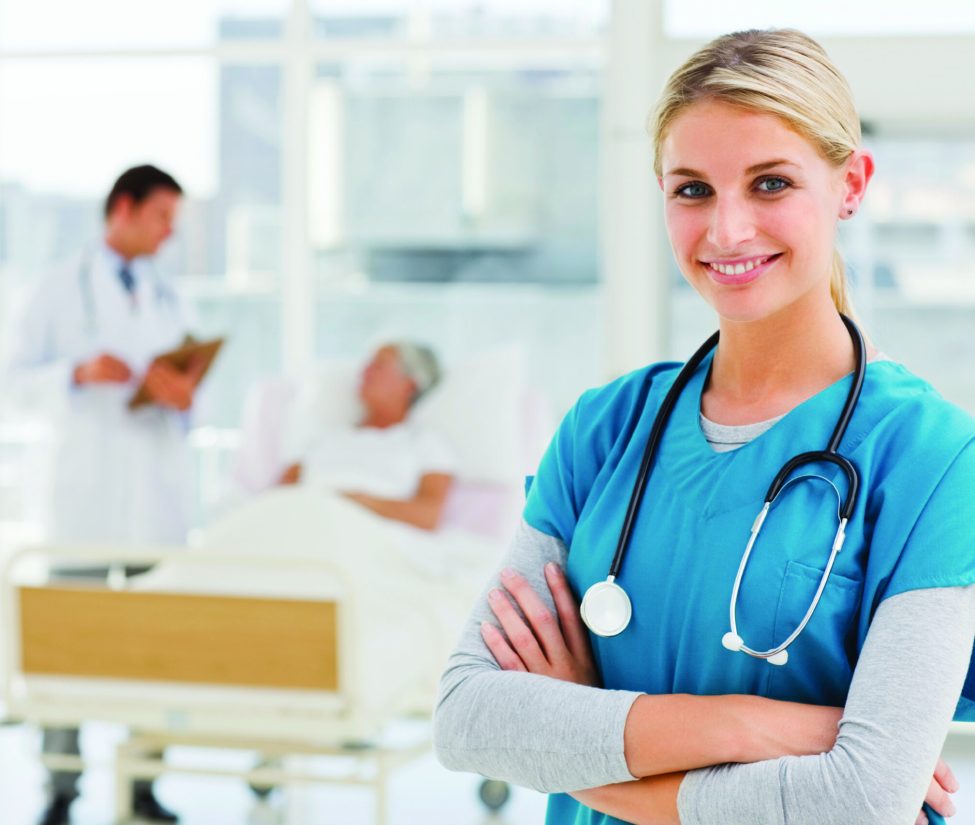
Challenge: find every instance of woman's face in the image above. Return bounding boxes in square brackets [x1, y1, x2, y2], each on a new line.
[659, 99, 863, 325]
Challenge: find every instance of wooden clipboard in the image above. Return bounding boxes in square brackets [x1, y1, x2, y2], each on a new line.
[128, 336, 224, 410]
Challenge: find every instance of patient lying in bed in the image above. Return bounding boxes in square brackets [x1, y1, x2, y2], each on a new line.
[278, 342, 456, 531]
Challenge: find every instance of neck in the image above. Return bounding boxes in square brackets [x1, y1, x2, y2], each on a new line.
[359, 405, 408, 429]
[103, 228, 136, 262]
[702, 290, 860, 425]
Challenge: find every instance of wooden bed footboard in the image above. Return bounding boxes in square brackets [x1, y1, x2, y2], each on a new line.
[18, 585, 339, 691]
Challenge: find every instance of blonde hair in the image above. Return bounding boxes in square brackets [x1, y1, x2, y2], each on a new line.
[650, 29, 860, 316]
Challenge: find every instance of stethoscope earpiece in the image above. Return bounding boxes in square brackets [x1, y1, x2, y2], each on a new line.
[721, 632, 743, 652]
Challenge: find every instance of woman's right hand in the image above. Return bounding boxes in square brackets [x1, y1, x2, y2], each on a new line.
[918, 757, 959, 823]
[480, 563, 598, 687]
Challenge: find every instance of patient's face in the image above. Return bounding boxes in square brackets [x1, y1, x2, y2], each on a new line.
[358, 346, 416, 414]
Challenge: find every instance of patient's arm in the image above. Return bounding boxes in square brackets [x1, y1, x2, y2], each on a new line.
[279, 463, 302, 485]
[343, 472, 454, 530]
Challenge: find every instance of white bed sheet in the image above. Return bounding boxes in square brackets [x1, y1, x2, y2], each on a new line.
[132, 487, 505, 727]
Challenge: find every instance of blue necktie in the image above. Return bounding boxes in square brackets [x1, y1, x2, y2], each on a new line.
[118, 264, 135, 295]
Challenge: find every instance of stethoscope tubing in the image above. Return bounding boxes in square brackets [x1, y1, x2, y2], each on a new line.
[607, 330, 719, 580]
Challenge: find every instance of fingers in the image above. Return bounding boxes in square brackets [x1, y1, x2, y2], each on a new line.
[81, 354, 131, 383]
[145, 363, 191, 409]
[915, 812, 928, 825]
[498, 568, 568, 664]
[186, 352, 209, 384]
[544, 562, 590, 661]
[147, 361, 178, 384]
[103, 354, 132, 380]
[480, 621, 526, 672]
[487, 585, 549, 672]
[145, 368, 175, 401]
[935, 757, 960, 793]
[924, 774, 957, 818]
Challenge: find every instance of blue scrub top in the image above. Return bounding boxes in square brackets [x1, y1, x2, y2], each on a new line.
[524, 355, 975, 825]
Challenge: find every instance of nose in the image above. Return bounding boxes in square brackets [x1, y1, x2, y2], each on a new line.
[706, 195, 757, 252]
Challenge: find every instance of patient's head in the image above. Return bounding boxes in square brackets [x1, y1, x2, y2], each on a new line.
[358, 342, 441, 427]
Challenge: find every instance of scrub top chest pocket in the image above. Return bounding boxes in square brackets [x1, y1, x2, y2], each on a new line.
[740, 472, 865, 704]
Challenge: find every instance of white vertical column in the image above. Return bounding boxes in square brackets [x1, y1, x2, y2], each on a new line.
[600, 0, 669, 377]
[281, 0, 314, 374]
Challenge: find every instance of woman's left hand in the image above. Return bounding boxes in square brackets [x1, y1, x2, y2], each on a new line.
[481, 563, 598, 687]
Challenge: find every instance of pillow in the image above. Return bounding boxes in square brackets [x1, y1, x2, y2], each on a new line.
[412, 345, 525, 484]
[281, 360, 362, 462]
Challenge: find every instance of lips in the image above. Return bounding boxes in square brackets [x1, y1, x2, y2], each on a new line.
[703, 253, 783, 285]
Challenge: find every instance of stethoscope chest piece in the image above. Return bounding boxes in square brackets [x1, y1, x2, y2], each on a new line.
[580, 577, 632, 637]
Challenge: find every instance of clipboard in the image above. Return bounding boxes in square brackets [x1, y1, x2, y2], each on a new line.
[128, 336, 224, 410]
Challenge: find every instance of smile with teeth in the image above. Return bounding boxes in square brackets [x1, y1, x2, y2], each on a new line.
[706, 254, 779, 276]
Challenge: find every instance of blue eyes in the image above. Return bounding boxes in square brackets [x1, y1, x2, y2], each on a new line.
[756, 176, 789, 193]
[676, 182, 711, 199]
[673, 176, 791, 199]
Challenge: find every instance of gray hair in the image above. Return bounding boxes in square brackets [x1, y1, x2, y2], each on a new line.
[389, 342, 442, 403]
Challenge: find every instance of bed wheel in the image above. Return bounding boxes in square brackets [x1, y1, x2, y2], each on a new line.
[478, 778, 511, 812]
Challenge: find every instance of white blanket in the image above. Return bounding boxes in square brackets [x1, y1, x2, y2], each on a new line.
[137, 488, 505, 723]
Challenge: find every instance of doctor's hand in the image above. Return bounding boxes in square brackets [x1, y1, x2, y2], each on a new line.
[143, 361, 194, 411]
[73, 353, 132, 385]
[481, 564, 598, 687]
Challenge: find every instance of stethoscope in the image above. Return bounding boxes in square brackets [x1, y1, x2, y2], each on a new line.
[79, 244, 178, 336]
[579, 314, 866, 667]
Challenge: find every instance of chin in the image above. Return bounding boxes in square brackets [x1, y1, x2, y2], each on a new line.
[707, 292, 788, 326]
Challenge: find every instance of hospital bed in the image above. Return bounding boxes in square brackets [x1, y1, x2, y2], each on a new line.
[2, 494, 503, 823]
[2, 348, 549, 823]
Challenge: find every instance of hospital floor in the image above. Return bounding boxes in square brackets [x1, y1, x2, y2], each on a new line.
[0, 719, 547, 825]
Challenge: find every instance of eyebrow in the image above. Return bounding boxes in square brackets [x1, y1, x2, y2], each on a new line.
[664, 159, 799, 178]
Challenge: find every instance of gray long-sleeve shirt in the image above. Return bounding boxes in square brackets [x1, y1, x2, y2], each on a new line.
[434, 521, 975, 825]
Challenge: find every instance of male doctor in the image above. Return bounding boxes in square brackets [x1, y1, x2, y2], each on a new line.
[6, 165, 198, 824]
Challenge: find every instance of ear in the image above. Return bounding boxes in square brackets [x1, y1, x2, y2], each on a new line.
[839, 149, 874, 219]
[657, 176, 665, 192]
[110, 193, 135, 221]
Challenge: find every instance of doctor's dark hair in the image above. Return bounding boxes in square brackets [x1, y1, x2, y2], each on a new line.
[649, 29, 861, 317]
[104, 165, 183, 218]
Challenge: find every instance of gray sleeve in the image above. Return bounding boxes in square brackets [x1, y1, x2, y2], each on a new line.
[433, 518, 643, 793]
[678, 584, 975, 825]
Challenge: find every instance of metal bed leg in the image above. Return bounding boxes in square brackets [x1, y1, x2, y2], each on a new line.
[114, 739, 135, 824]
[374, 753, 389, 825]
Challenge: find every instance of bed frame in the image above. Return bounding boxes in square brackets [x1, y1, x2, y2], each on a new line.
[2, 545, 431, 824]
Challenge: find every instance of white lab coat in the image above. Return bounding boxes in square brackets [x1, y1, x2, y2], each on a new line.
[6, 241, 193, 546]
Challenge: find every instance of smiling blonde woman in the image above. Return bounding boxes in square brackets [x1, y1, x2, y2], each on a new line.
[434, 29, 975, 825]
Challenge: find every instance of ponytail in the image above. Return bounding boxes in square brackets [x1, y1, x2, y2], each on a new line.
[829, 249, 856, 319]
